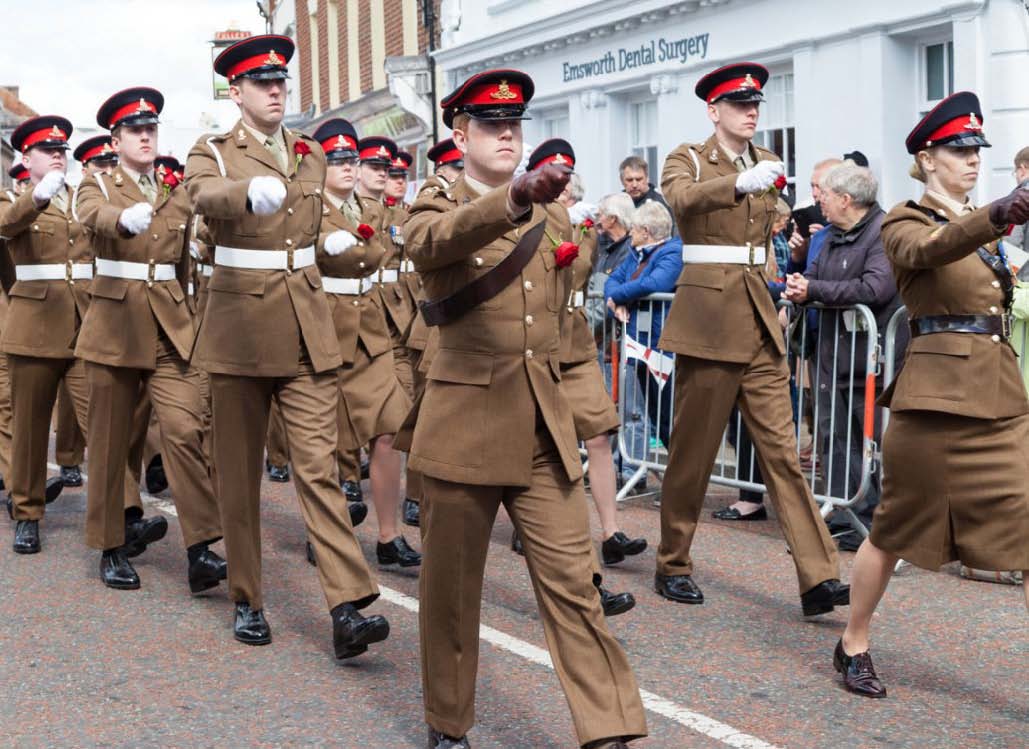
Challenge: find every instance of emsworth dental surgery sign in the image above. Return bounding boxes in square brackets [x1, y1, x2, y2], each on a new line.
[561, 33, 710, 82]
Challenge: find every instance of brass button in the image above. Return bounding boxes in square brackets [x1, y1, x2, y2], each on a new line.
[474, 257, 484, 267]
[524, 280, 533, 291]
[147, 281, 154, 288]
[749, 218, 754, 223]
[286, 269, 292, 276]
[315, 187, 321, 194]
[992, 280, 1001, 288]
[990, 306, 999, 314]
[525, 315, 534, 326]
[352, 300, 360, 306]
[179, 224, 186, 230]
[525, 349, 533, 359]
[287, 208, 294, 215]
[991, 334, 1001, 343]
[68, 280, 75, 286]
[32, 224, 39, 231]
[68, 239, 74, 245]
[358, 262, 366, 269]
[285, 239, 294, 247]
[152, 234, 159, 240]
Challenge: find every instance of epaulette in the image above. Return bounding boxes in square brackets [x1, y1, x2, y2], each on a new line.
[754, 144, 778, 159]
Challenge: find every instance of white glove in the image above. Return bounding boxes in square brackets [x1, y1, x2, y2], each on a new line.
[567, 201, 597, 226]
[248, 176, 286, 216]
[32, 170, 66, 204]
[324, 230, 358, 256]
[118, 202, 153, 235]
[735, 160, 785, 194]
[189, 241, 202, 260]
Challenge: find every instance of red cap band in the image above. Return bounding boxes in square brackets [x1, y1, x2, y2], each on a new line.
[360, 144, 393, 161]
[433, 147, 463, 165]
[109, 98, 158, 128]
[706, 75, 762, 103]
[226, 49, 288, 80]
[320, 133, 357, 154]
[925, 113, 983, 146]
[80, 143, 115, 163]
[534, 153, 574, 170]
[21, 125, 68, 150]
[462, 79, 526, 106]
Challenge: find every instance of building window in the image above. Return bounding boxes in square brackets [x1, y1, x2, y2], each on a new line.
[629, 99, 659, 179]
[540, 111, 569, 140]
[753, 72, 796, 185]
[920, 40, 954, 113]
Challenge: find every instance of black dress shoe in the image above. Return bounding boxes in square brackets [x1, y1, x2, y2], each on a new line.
[306, 541, 317, 566]
[427, 727, 470, 749]
[599, 586, 635, 617]
[654, 573, 704, 604]
[0, 474, 5, 491]
[13, 520, 40, 554]
[267, 464, 290, 482]
[402, 497, 420, 528]
[511, 529, 524, 556]
[376, 536, 421, 567]
[59, 465, 83, 487]
[348, 500, 368, 528]
[100, 549, 140, 590]
[234, 602, 271, 645]
[188, 549, 228, 594]
[44, 476, 64, 504]
[834, 639, 886, 698]
[123, 515, 169, 558]
[801, 579, 851, 616]
[584, 741, 631, 749]
[359, 457, 370, 480]
[601, 531, 647, 565]
[332, 602, 390, 659]
[712, 505, 768, 521]
[342, 479, 364, 503]
[145, 455, 168, 494]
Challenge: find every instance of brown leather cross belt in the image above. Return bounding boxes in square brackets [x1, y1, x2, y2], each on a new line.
[419, 219, 547, 327]
[909, 313, 1012, 340]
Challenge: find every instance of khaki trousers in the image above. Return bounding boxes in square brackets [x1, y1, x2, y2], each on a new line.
[265, 399, 290, 468]
[0, 351, 12, 482]
[8, 355, 89, 519]
[54, 380, 86, 466]
[84, 335, 221, 550]
[419, 429, 647, 745]
[210, 364, 378, 612]
[657, 342, 840, 593]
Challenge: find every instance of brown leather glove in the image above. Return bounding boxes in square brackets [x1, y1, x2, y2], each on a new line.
[509, 164, 572, 208]
[988, 185, 1029, 227]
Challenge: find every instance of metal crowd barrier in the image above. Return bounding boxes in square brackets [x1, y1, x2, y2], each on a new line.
[591, 292, 885, 539]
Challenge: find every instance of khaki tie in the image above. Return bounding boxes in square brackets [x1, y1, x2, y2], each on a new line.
[341, 197, 361, 226]
[734, 156, 747, 174]
[265, 136, 287, 172]
[138, 173, 157, 204]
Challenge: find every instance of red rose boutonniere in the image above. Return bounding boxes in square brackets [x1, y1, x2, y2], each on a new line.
[543, 228, 580, 269]
[579, 217, 595, 239]
[161, 170, 180, 196]
[767, 173, 788, 197]
[356, 223, 375, 240]
[293, 140, 312, 171]
[385, 196, 397, 207]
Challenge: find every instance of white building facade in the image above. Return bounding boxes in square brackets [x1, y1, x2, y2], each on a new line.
[434, 0, 1029, 207]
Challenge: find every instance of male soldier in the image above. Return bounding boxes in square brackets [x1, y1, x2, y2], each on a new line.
[403, 69, 647, 749]
[186, 35, 388, 655]
[0, 116, 93, 552]
[385, 150, 412, 208]
[53, 135, 121, 489]
[75, 87, 226, 592]
[8, 164, 31, 193]
[655, 62, 849, 615]
[426, 138, 463, 186]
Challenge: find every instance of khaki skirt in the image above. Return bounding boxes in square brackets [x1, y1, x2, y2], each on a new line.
[560, 357, 620, 441]
[337, 342, 412, 449]
[871, 410, 1029, 571]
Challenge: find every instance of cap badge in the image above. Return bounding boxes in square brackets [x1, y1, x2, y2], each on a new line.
[967, 113, 982, 131]
[742, 73, 755, 88]
[336, 135, 347, 148]
[137, 98, 149, 113]
[101, 143, 113, 153]
[49, 125, 64, 138]
[553, 153, 568, 165]
[156, 164, 167, 176]
[377, 145, 390, 157]
[490, 81, 518, 100]
[267, 49, 283, 66]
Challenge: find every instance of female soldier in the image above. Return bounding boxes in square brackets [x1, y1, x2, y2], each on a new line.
[834, 91, 1029, 697]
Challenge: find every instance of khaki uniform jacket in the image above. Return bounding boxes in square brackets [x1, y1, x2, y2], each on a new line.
[657, 134, 782, 362]
[402, 176, 581, 487]
[879, 194, 1026, 419]
[405, 178, 449, 356]
[0, 185, 91, 358]
[360, 195, 416, 336]
[185, 120, 341, 376]
[559, 223, 598, 364]
[74, 166, 193, 369]
[316, 196, 391, 364]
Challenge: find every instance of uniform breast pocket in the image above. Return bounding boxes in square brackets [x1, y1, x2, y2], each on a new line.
[468, 248, 508, 310]
[676, 265, 725, 291]
[421, 349, 494, 466]
[903, 335, 972, 402]
[29, 223, 56, 254]
[299, 181, 323, 234]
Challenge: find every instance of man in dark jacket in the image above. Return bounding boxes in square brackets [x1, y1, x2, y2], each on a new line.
[619, 155, 677, 237]
[785, 164, 904, 540]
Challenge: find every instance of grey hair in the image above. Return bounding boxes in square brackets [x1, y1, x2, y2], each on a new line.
[597, 192, 635, 229]
[566, 172, 585, 202]
[820, 164, 878, 207]
[630, 200, 673, 241]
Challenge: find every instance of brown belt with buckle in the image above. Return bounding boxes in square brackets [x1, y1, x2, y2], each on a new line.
[909, 313, 1012, 340]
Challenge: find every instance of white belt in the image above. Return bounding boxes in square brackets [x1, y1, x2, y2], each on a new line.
[15, 262, 93, 281]
[188, 281, 195, 295]
[323, 277, 374, 295]
[569, 291, 585, 308]
[198, 262, 214, 277]
[96, 258, 177, 282]
[377, 269, 399, 283]
[399, 260, 415, 274]
[215, 245, 315, 271]
[682, 244, 766, 266]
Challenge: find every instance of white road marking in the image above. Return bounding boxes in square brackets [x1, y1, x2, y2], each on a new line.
[49, 463, 781, 749]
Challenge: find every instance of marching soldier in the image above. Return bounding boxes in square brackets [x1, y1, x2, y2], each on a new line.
[310, 117, 415, 566]
[8, 164, 31, 193]
[186, 34, 388, 655]
[0, 170, 26, 494]
[655, 62, 849, 614]
[403, 68, 646, 749]
[385, 149, 412, 208]
[1, 116, 92, 552]
[426, 138, 463, 186]
[834, 92, 1029, 697]
[75, 87, 226, 592]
